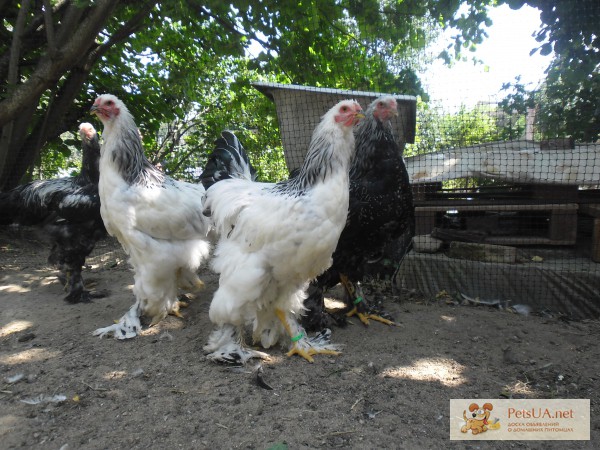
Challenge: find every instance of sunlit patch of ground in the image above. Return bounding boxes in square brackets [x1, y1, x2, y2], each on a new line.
[0, 348, 62, 365]
[381, 357, 467, 387]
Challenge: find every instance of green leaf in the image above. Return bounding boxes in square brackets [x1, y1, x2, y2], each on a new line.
[539, 42, 553, 56]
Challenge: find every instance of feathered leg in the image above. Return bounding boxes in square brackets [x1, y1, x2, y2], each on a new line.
[93, 300, 142, 339]
[300, 283, 347, 331]
[48, 230, 107, 303]
[204, 324, 270, 364]
[274, 308, 341, 363]
[174, 268, 206, 313]
[63, 263, 87, 303]
[339, 273, 395, 326]
[49, 243, 69, 288]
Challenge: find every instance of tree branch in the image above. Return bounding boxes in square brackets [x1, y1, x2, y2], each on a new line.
[0, 1, 70, 82]
[0, 0, 120, 127]
[0, 0, 32, 184]
[1, 0, 160, 189]
[43, 0, 58, 57]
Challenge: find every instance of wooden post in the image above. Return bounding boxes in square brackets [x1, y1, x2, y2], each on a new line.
[580, 204, 600, 263]
[548, 207, 578, 243]
[593, 218, 600, 263]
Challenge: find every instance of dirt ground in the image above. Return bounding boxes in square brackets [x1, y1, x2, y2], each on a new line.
[1, 230, 599, 450]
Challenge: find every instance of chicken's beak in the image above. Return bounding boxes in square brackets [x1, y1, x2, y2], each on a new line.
[354, 111, 365, 124]
[90, 104, 98, 114]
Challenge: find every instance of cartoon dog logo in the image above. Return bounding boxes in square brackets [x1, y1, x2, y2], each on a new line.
[461, 402, 500, 434]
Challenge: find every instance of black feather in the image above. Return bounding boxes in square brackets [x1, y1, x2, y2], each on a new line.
[301, 96, 415, 330]
[201, 131, 257, 190]
[0, 124, 107, 303]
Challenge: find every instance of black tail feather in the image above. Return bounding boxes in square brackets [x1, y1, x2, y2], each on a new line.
[201, 131, 257, 190]
[0, 186, 28, 225]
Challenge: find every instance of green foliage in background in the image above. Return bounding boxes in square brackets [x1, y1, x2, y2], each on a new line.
[2, 0, 598, 187]
[500, 0, 599, 141]
[0, 0, 515, 187]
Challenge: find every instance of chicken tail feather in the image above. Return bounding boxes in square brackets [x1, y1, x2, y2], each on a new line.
[201, 130, 257, 190]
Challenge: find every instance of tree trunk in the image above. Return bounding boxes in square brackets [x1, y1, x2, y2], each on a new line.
[0, 0, 159, 191]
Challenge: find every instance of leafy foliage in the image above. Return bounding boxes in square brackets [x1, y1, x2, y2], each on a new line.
[499, 0, 599, 141]
[409, 99, 501, 156]
[3, 0, 597, 188]
[408, 99, 508, 189]
[1, 0, 507, 188]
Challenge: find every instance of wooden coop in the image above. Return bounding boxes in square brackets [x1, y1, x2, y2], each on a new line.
[400, 138, 600, 318]
[253, 82, 600, 318]
[252, 82, 417, 171]
[404, 139, 600, 260]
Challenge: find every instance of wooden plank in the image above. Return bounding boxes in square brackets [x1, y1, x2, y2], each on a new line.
[414, 203, 579, 246]
[579, 204, 600, 217]
[521, 183, 579, 202]
[411, 182, 442, 202]
[416, 203, 578, 212]
[549, 207, 578, 242]
[579, 204, 600, 263]
[593, 219, 600, 263]
[447, 241, 517, 264]
[485, 237, 577, 246]
[415, 209, 436, 236]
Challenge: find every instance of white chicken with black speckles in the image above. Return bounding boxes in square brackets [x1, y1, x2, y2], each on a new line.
[202, 99, 364, 364]
[91, 94, 211, 339]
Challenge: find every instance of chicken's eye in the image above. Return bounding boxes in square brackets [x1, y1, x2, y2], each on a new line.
[106, 100, 114, 106]
[341, 106, 348, 112]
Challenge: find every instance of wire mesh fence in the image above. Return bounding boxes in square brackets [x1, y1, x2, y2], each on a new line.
[1, 2, 599, 319]
[251, 82, 600, 319]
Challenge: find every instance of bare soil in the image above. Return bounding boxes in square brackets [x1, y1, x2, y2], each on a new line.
[1, 230, 599, 449]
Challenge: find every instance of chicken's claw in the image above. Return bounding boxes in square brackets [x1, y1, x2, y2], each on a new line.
[286, 343, 341, 363]
[177, 299, 190, 309]
[170, 309, 184, 319]
[286, 345, 315, 363]
[286, 329, 341, 362]
[346, 307, 395, 326]
[366, 314, 395, 326]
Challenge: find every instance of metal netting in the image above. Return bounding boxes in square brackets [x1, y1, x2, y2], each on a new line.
[1, 2, 599, 319]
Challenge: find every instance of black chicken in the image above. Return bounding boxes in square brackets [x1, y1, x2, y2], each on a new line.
[300, 95, 415, 330]
[0, 123, 107, 303]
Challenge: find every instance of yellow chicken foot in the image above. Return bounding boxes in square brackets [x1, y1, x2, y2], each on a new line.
[177, 268, 206, 291]
[177, 299, 190, 309]
[286, 334, 315, 363]
[338, 273, 395, 326]
[169, 302, 189, 319]
[346, 306, 395, 325]
[275, 308, 294, 336]
[167, 296, 193, 319]
[275, 309, 340, 362]
[170, 309, 184, 319]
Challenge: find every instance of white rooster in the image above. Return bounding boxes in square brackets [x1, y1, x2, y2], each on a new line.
[90, 94, 211, 339]
[202, 99, 364, 363]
